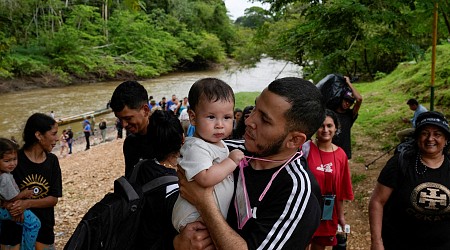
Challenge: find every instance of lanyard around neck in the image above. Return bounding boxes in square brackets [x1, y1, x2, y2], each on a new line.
[239, 151, 303, 202]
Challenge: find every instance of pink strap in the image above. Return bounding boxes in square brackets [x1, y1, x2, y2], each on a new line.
[238, 151, 303, 202]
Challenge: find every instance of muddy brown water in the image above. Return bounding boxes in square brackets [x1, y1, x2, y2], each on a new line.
[0, 58, 302, 141]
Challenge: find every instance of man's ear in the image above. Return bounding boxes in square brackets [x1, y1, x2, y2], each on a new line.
[286, 131, 307, 149]
[188, 110, 197, 126]
[142, 104, 150, 117]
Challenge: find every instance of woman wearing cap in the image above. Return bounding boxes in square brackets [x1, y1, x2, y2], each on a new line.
[369, 111, 450, 250]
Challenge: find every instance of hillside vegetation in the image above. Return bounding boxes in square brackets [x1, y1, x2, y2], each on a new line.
[354, 43, 450, 154]
[236, 43, 450, 155]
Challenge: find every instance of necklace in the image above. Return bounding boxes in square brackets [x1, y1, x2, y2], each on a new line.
[415, 154, 427, 175]
[316, 142, 336, 195]
[157, 158, 178, 170]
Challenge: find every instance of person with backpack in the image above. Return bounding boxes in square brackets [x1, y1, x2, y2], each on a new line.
[331, 76, 362, 159]
[131, 110, 183, 249]
[369, 111, 450, 249]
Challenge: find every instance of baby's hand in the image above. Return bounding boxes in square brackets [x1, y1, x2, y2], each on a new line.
[229, 149, 245, 165]
[12, 214, 24, 223]
[20, 189, 34, 199]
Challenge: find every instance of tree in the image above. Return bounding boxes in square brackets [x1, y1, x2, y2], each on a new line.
[235, 6, 272, 28]
[242, 0, 449, 81]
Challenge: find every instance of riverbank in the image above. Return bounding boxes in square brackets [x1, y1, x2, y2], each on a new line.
[0, 62, 223, 94]
[0, 74, 140, 94]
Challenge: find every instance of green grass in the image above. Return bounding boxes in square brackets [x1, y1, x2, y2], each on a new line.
[353, 43, 450, 150]
[351, 173, 367, 185]
[235, 92, 259, 110]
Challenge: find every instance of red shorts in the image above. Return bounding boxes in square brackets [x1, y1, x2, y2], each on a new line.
[311, 235, 337, 246]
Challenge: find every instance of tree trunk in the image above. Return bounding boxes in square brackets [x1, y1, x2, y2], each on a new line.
[439, 6, 450, 36]
[363, 48, 373, 80]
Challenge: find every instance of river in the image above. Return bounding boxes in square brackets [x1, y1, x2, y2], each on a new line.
[0, 58, 302, 141]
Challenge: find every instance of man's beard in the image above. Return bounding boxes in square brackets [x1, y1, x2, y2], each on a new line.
[254, 132, 287, 157]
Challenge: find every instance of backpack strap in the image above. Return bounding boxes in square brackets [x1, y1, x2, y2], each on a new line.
[114, 176, 140, 202]
[301, 140, 311, 159]
[128, 159, 149, 184]
[142, 175, 179, 193]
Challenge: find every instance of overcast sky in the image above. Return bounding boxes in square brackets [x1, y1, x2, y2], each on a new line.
[224, 0, 269, 20]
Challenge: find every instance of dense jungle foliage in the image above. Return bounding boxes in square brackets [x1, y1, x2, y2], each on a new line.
[0, 0, 235, 83]
[0, 0, 449, 85]
[237, 0, 450, 81]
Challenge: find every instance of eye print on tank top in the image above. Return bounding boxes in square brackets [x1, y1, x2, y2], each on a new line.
[410, 182, 450, 215]
[20, 174, 50, 199]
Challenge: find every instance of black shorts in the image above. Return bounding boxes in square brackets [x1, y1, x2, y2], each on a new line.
[0, 220, 55, 245]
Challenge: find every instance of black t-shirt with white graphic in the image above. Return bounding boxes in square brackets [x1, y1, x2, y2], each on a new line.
[378, 151, 450, 249]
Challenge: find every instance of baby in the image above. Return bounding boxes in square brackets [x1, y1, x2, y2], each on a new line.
[172, 78, 244, 231]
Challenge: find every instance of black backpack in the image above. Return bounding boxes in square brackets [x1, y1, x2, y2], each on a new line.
[315, 73, 351, 110]
[64, 160, 178, 250]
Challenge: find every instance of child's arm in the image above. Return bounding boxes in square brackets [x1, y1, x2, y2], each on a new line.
[11, 188, 34, 201]
[194, 149, 244, 187]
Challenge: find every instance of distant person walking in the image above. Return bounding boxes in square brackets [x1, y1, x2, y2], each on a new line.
[83, 120, 91, 150]
[99, 118, 107, 143]
[115, 118, 123, 139]
[59, 130, 68, 157]
[396, 98, 428, 142]
[66, 127, 74, 154]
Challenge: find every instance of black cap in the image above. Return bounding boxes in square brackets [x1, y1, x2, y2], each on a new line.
[415, 111, 450, 138]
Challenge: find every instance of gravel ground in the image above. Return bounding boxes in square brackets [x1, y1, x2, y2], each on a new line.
[53, 128, 125, 249]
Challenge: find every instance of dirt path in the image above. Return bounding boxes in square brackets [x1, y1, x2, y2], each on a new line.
[53, 131, 393, 249]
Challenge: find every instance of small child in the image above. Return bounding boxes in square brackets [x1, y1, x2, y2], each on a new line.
[172, 78, 244, 231]
[0, 138, 41, 250]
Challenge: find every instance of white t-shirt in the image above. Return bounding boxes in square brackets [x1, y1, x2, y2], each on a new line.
[172, 137, 234, 231]
[179, 109, 189, 121]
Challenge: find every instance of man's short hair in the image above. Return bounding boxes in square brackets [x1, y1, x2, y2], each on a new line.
[110, 81, 148, 112]
[406, 98, 419, 106]
[267, 77, 325, 139]
[188, 78, 235, 112]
